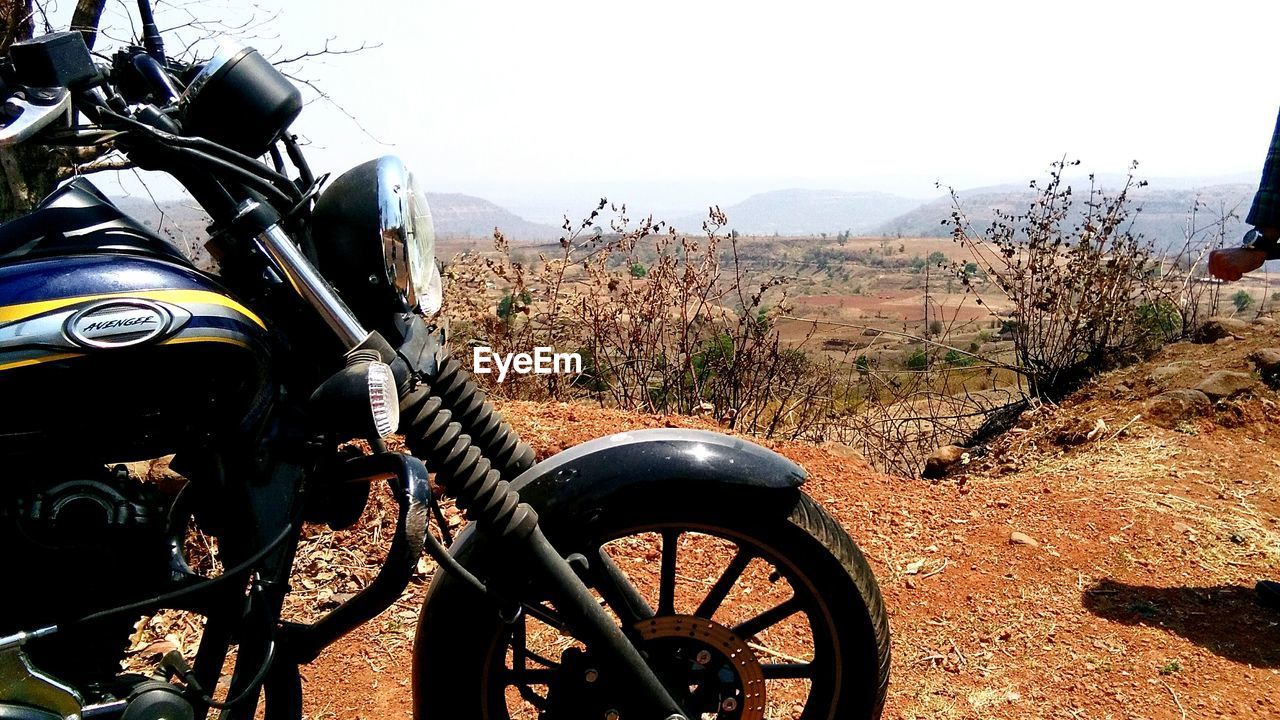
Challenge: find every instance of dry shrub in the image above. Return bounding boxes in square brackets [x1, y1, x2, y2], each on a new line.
[1162, 195, 1243, 332]
[443, 160, 1228, 478]
[945, 159, 1171, 398]
[443, 203, 834, 436]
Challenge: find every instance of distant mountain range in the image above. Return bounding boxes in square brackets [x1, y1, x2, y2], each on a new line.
[673, 188, 922, 236]
[426, 193, 561, 241]
[876, 183, 1254, 250]
[106, 179, 1260, 254]
[112, 192, 566, 245]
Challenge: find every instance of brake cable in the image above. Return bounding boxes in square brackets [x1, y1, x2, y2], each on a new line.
[160, 580, 280, 711]
[89, 102, 303, 205]
[64, 523, 296, 631]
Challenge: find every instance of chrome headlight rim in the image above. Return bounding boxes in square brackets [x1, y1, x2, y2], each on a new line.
[375, 156, 441, 315]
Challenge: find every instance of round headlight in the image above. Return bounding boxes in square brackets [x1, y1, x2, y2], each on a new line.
[401, 171, 442, 316]
[311, 156, 442, 333]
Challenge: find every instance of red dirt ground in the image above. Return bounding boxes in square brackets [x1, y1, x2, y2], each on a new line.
[297, 327, 1280, 719]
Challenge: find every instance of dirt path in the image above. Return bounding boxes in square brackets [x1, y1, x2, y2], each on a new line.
[298, 328, 1280, 719]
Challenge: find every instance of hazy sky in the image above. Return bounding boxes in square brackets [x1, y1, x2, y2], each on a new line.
[70, 0, 1280, 219]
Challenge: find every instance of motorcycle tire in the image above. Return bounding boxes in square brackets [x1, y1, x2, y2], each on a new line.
[414, 485, 890, 720]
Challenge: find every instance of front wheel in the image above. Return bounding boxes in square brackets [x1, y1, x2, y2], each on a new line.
[415, 485, 889, 720]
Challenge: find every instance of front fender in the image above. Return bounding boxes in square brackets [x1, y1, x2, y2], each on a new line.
[515, 428, 804, 516]
[450, 428, 806, 550]
[413, 430, 819, 717]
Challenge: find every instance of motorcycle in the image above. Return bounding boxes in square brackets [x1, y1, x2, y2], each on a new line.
[0, 3, 889, 719]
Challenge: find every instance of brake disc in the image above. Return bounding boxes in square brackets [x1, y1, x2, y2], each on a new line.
[631, 615, 766, 720]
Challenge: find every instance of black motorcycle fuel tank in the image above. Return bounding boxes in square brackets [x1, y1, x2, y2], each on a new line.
[0, 181, 271, 463]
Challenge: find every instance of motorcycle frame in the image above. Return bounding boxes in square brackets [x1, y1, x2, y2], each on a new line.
[3, 17, 811, 719]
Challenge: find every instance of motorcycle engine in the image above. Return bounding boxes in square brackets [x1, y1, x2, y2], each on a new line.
[0, 463, 175, 687]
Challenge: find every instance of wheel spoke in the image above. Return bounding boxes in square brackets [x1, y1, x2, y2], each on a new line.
[731, 595, 804, 639]
[658, 529, 680, 616]
[761, 662, 815, 679]
[694, 547, 752, 620]
[520, 648, 560, 669]
[521, 601, 566, 631]
[594, 548, 655, 624]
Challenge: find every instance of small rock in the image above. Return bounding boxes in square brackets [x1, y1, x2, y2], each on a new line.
[1193, 317, 1250, 343]
[922, 445, 969, 479]
[1194, 370, 1257, 402]
[1144, 389, 1212, 429]
[1009, 531, 1040, 548]
[1254, 316, 1276, 326]
[1147, 361, 1197, 386]
[1248, 348, 1280, 387]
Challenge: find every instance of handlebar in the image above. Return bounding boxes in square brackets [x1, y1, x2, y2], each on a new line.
[0, 87, 70, 147]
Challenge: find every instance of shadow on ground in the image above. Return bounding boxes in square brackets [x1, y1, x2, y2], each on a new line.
[1083, 579, 1280, 668]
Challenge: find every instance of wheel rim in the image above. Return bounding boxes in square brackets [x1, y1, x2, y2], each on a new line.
[481, 521, 843, 719]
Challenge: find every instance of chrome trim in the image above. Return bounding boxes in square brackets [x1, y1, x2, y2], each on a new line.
[64, 299, 174, 349]
[376, 155, 413, 304]
[182, 42, 243, 104]
[0, 88, 70, 147]
[248, 205, 368, 348]
[0, 300, 191, 352]
[375, 155, 440, 314]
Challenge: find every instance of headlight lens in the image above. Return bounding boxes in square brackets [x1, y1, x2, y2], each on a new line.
[311, 156, 442, 331]
[403, 174, 442, 315]
[378, 157, 441, 315]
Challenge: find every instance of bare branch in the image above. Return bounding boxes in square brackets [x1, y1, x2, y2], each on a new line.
[62, 149, 132, 179]
[280, 71, 392, 146]
[270, 36, 381, 65]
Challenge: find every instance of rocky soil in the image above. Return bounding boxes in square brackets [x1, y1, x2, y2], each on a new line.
[248, 319, 1280, 719]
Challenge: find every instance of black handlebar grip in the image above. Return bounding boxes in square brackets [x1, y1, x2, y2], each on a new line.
[1247, 107, 1280, 230]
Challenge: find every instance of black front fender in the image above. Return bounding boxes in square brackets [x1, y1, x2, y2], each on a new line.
[516, 427, 804, 515]
[449, 428, 806, 551]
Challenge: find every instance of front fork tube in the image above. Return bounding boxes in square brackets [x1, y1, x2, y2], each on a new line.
[511, 522, 688, 720]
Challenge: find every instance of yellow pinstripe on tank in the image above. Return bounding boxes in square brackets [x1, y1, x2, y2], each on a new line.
[0, 288, 265, 329]
[0, 289, 265, 372]
[0, 352, 83, 372]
